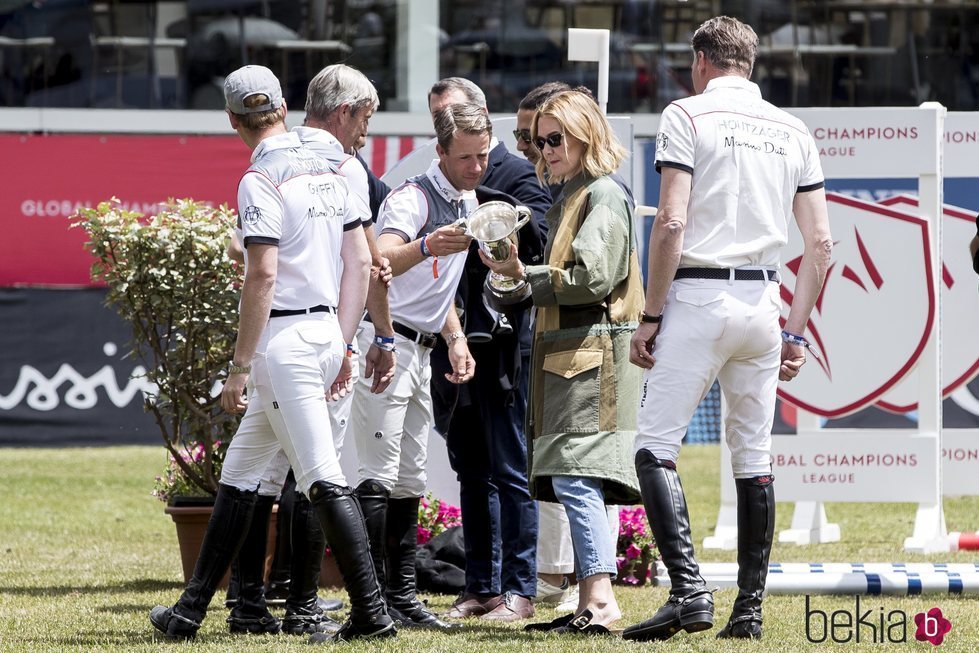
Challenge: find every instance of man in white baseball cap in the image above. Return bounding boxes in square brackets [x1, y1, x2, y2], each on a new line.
[149, 64, 394, 644]
[223, 64, 284, 115]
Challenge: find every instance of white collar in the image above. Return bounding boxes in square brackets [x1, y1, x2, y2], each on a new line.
[703, 76, 762, 97]
[425, 159, 476, 204]
[251, 131, 301, 163]
[291, 125, 345, 153]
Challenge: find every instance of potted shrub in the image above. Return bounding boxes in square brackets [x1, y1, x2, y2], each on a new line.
[75, 198, 245, 582]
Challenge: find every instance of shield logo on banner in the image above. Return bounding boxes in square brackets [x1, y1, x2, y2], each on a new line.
[873, 195, 979, 412]
[776, 192, 935, 417]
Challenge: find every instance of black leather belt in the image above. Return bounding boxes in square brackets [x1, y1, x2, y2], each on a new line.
[364, 314, 437, 348]
[269, 304, 336, 318]
[675, 268, 780, 283]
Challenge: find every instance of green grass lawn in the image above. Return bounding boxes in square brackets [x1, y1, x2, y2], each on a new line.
[1, 444, 976, 652]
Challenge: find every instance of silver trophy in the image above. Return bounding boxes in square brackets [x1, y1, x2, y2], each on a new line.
[465, 201, 532, 305]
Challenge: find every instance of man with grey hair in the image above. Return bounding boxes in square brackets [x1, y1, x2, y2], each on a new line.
[308, 64, 394, 227]
[347, 103, 485, 632]
[297, 64, 396, 395]
[428, 78, 549, 623]
[265, 62, 397, 636]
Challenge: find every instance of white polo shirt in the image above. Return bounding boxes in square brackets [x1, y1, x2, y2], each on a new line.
[655, 76, 824, 269]
[377, 159, 475, 335]
[291, 125, 373, 226]
[236, 131, 360, 311]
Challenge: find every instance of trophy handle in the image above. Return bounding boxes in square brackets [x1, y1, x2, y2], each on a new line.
[513, 206, 531, 230]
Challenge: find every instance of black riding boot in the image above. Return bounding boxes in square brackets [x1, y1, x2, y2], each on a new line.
[265, 471, 297, 604]
[717, 475, 775, 640]
[385, 496, 460, 631]
[281, 492, 342, 636]
[623, 451, 714, 642]
[149, 484, 257, 640]
[354, 479, 390, 596]
[308, 481, 395, 643]
[226, 494, 281, 634]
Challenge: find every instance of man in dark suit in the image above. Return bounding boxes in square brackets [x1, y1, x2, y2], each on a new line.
[427, 77, 551, 623]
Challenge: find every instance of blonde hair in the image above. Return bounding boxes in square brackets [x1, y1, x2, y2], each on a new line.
[232, 93, 286, 131]
[532, 90, 626, 183]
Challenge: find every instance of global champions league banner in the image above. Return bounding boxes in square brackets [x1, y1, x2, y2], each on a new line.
[1, 118, 978, 446]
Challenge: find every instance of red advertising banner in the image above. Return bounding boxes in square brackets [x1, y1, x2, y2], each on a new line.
[0, 133, 250, 287]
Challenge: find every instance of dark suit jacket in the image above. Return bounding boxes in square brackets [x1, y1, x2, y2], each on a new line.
[355, 152, 392, 223]
[430, 142, 553, 433]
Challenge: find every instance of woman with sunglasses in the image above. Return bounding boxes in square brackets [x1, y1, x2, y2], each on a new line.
[480, 89, 644, 635]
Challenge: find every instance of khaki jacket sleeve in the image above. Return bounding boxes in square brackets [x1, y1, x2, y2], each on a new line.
[526, 194, 632, 306]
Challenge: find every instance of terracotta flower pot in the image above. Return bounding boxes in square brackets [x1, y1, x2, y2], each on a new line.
[164, 503, 278, 588]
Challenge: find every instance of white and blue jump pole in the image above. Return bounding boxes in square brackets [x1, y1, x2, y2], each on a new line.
[653, 562, 979, 595]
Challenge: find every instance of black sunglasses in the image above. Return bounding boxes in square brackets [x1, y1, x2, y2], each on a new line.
[512, 128, 532, 143]
[533, 132, 564, 151]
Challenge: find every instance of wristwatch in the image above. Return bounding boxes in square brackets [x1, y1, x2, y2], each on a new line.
[227, 361, 251, 375]
[446, 331, 467, 343]
[641, 312, 663, 324]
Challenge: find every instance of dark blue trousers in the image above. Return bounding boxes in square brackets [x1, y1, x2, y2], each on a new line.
[444, 349, 538, 598]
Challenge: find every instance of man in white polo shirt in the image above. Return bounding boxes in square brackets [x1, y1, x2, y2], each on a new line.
[223, 63, 396, 638]
[349, 103, 487, 631]
[624, 17, 832, 643]
[149, 65, 394, 644]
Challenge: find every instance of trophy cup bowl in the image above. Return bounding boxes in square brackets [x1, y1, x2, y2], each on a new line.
[466, 201, 533, 306]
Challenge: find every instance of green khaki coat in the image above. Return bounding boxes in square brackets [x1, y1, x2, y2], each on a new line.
[524, 172, 644, 505]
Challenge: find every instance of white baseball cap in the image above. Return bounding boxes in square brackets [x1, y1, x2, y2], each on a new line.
[224, 65, 283, 115]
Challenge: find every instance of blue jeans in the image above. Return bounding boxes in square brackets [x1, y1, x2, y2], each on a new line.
[551, 476, 617, 580]
[444, 349, 538, 598]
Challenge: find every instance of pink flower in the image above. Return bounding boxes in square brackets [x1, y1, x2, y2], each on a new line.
[625, 543, 642, 560]
[417, 526, 432, 545]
